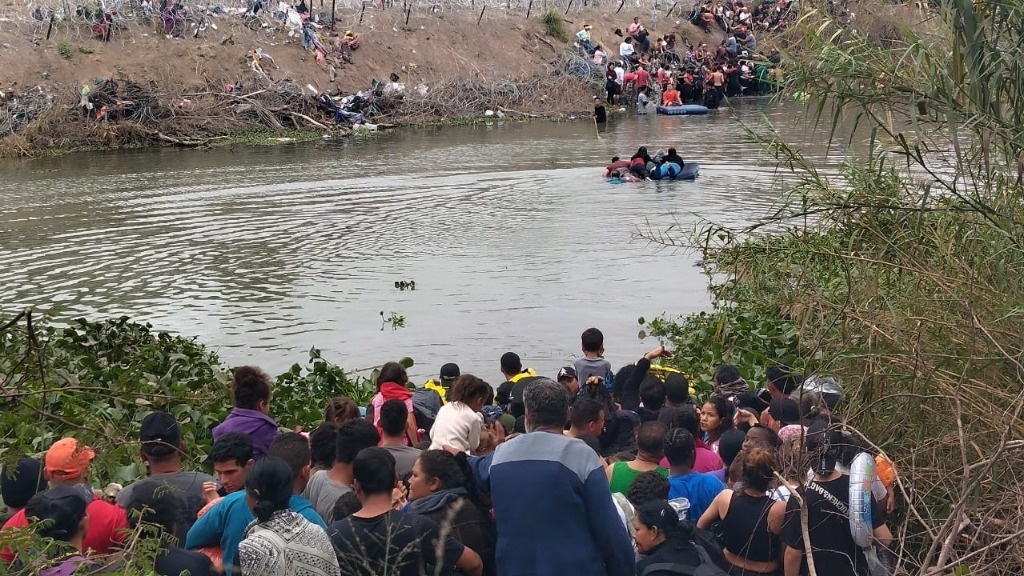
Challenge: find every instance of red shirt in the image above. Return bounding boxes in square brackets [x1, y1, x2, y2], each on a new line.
[635, 68, 650, 88]
[1, 494, 127, 562]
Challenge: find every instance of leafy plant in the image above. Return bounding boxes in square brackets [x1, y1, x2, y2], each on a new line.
[539, 8, 568, 42]
[0, 312, 414, 487]
[0, 313, 230, 484]
[380, 311, 406, 331]
[57, 41, 71, 59]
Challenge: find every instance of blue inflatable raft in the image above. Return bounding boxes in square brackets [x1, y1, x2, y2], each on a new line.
[656, 104, 709, 116]
[607, 161, 700, 183]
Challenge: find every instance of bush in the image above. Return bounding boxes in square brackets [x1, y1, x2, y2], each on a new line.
[0, 314, 231, 483]
[273, 348, 414, 431]
[539, 8, 568, 42]
[0, 312, 413, 487]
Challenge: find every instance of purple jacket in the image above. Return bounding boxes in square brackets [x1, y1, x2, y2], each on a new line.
[212, 408, 279, 460]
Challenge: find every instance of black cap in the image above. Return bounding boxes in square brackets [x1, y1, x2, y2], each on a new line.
[557, 366, 577, 382]
[0, 457, 47, 509]
[140, 411, 181, 458]
[768, 397, 801, 426]
[439, 363, 460, 382]
[24, 485, 89, 541]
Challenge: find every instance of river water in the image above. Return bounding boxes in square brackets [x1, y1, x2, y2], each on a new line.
[0, 98, 844, 381]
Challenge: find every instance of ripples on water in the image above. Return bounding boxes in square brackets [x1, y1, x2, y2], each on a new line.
[0, 98, 846, 379]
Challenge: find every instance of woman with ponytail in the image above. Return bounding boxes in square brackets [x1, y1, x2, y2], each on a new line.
[238, 457, 340, 576]
[697, 447, 786, 576]
[406, 450, 497, 576]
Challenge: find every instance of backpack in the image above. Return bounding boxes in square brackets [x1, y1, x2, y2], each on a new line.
[640, 540, 729, 576]
[411, 387, 443, 434]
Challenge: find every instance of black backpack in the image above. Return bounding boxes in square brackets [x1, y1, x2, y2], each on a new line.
[640, 539, 729, 576]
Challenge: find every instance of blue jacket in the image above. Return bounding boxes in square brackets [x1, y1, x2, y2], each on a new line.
[471, 432, 635, 576]
[184, 490, 325, 575]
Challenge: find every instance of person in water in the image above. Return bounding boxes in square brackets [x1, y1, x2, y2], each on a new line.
[593, 96, 607, 123]
[604, 156, 631, 177]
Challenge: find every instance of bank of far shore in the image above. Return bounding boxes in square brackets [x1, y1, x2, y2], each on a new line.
[0, 0, 922, 157]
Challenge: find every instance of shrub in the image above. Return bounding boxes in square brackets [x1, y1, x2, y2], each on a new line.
[539, 8, 568, 42]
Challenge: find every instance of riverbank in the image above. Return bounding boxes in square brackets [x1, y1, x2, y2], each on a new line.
[0, 3, 697, 157]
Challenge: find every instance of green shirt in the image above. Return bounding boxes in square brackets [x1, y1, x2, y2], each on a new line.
[608, 461, 669, 494]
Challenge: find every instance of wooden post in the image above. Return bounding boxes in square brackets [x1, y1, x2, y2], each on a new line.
[665, 1, 676, 15]
[477, 4, 485, 24]
[564, 0, 572, 14]
[525, 0, 532, 18]
[358, 0, 365, 22]
[330, 0, 335, 28]
[615, 0, 624, 13]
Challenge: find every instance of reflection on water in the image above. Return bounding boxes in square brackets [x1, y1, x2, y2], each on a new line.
[0, 98, 845, 379]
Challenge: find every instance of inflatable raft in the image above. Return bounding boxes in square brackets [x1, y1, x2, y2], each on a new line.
[607, 161, 700, 183]
[656, 104, 710, 116]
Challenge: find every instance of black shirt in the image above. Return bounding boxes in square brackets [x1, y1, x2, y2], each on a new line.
[781, 475, 884, 576]
[594, 104, 608, 123]
[329, 510, 464, 576]
[663, 152, 685, 167]
[636, 535, 702, 576]
[155, 545, 216, 576]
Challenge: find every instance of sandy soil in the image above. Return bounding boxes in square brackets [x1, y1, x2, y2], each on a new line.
[0, 2, 722, 96]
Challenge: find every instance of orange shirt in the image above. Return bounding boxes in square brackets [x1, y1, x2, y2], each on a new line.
[662, 89, 681, 106]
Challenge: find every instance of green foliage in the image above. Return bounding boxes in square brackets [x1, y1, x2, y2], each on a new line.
[0, 314, 230, 484]
[57, 41, 71, 59]
[380, 311, 406, 331]
[539, 9, 568, 42]
[273, 347, 387, 430]
[640, 307, 801, 400]
[0, 313, 414, 488]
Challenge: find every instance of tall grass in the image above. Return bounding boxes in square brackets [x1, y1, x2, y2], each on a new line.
[644, 1, 1024, 574]
[539, 8, 568, 42]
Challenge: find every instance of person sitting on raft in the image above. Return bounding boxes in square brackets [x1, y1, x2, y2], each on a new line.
[662, 85, 682, 106]
[647, 150, 683, 180]
[663, 148, 685, 168]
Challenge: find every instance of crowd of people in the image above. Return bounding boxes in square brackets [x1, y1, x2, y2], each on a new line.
[0, 327, 898, 576]
[579, 5, 784, 112]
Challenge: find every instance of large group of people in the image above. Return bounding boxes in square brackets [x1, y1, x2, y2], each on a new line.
[582, 5, 784, 113]
[0, 327, 898, 576]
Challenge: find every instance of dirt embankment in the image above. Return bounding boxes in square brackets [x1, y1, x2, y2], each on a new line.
[0, 1, 727, 156]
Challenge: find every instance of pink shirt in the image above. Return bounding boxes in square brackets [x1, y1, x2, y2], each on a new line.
[370, 393, 414, 428]
[660, 446, 723, 473]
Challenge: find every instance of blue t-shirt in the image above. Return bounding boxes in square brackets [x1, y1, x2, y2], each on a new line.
[184, 490, 326, 575]
[667, 471, 725, 522]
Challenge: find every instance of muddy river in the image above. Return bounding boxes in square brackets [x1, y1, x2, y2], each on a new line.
[0, 98, 845, 380]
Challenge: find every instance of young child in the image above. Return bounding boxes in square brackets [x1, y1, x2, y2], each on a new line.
[573, 328, 613, 389]
[428, 375, 490, 453]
